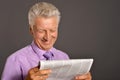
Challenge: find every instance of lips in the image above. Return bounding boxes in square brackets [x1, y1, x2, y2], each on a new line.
[42, 39, 51, 45]
[43, 41, 51, 45]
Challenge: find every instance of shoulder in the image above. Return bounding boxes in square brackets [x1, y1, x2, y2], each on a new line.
[7, 45, 32, 62]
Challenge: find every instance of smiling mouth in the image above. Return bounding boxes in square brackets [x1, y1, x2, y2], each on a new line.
[42, 39, 51, 45]
[44, 41, 51, 45]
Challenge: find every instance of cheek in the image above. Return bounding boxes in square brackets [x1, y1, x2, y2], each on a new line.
[52, 32, 58, 38]
[33, 32, 43, 39]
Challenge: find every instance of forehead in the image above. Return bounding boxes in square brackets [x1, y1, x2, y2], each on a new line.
[33, 17, 59, 30]
[34, 16, 58, 26]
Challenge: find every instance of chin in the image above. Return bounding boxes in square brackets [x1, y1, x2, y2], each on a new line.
[42, 45, 52, 50]
[43, 47, 51, 50]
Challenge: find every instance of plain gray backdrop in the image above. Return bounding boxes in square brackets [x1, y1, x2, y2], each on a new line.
[0, 0, 120, 80]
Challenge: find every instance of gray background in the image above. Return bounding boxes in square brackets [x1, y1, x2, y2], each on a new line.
[0, 0, 120, 80]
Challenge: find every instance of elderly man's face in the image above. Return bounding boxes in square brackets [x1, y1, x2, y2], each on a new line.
[30, 16, 59, 50]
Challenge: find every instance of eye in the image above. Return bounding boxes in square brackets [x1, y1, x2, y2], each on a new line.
[50, 29, 56, 33]
[38, 29, 45, 33]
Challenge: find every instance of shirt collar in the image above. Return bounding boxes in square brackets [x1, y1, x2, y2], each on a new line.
[31, 41, 54, 57]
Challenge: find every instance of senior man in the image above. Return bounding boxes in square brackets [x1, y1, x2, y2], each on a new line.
[2, 2, 92, 80]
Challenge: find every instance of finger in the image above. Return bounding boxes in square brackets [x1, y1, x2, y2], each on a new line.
[75, 75, 87, 80]
[34, 74, 49, 80]
[29, 66, 39, 74]
[75, 72, 92, 80]
[34, 76, 44, 80]
[29, 68, 51, 79]
[42, 74, 49, 79]
[38, 69, 52, 75]
[87, 72, 92, 80]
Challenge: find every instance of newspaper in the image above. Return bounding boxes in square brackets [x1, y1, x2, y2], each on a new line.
[39, 59, 93, 80]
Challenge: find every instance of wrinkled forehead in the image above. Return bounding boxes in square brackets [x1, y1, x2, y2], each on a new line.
[34, 16, 59, 25]
[33, 16, 59, 29]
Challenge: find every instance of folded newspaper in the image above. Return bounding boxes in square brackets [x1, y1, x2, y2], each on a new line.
[39, 59, 93, 80]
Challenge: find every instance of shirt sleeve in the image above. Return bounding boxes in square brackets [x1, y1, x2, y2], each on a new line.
[1, 55, 23, 80]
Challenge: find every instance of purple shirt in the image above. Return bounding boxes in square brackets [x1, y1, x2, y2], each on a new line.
[1, 42, 69, 80]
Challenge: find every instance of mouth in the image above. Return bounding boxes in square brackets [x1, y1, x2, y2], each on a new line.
[44, 41, 51, 45]
[42, 39, 51, 45]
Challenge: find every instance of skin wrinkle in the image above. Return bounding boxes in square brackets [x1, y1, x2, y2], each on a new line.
[1, 2, 92, 80]
[30, 16, 58, 51]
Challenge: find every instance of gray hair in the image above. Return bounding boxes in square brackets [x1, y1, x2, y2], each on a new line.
[28, 2, 61, 27]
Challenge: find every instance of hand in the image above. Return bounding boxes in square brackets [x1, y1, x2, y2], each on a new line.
[25, 66, 51, 80]
[74, 72, 92, 80]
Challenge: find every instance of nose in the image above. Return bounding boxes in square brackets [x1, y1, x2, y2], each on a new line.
[43, 30, 50, 41]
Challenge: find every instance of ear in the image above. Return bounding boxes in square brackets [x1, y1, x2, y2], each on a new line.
[29, 26, 33, 35]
